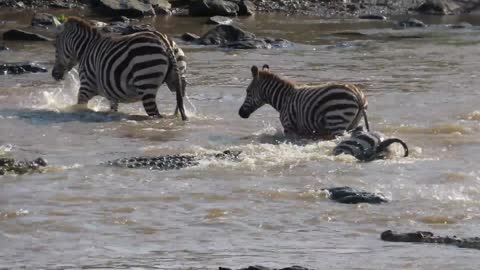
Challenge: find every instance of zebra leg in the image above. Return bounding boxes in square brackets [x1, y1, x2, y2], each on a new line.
[110, 101, 119, 112]
[141, 93, 162, 118]
[77, 87, 96, 107]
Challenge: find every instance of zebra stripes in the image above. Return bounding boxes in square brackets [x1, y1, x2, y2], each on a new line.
[52, 17, 187, 120]
[239, 65, 369, 138]
[334, 126, 409, 161]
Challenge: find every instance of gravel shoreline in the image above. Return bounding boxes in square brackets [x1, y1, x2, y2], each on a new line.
[0, 0, 469, 18]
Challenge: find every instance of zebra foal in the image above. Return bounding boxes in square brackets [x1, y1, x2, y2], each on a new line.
[52, 17, 187, 120]
[334, 126, 409, 161]
[239, 65, 369, 139]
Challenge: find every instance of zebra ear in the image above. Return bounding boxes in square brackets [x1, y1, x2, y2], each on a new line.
[251, 65, 259, 77]
[262, 64, 269, 71]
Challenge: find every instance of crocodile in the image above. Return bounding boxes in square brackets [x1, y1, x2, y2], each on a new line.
[106, 150, 243, 170]
[381, 230, 480, 250]
[0, 152, 388, 205]
[322, 186, 388, 204]
[0, 157, 48, 175]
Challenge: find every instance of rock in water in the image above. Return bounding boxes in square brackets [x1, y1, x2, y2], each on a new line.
[101, 22, 156, 35]
[415, 0, 461, 15]
[152, 0, 172, 15]
[222, 39, 269, 49]
[49, 1, 73, 9]
[450, 22, 473, 29]
[0, 157, 48, 175]
[31, 12, 62, 27]
[207, 16, 233, 25]
[181, 32, 200, 42]
[97, 0, 156, 17]
[359, 14, 387, 20]
[198, 24, 255, 45]
[189, 0, 239, 16]
[3, 29, 51, 41]
[0, 63, 48, 75]
[394, 18, 426, 29]
[232, 0, 255, 15]
[323, 186, 388, 204]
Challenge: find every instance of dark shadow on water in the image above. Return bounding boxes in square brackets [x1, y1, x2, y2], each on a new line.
[0, 108, 152, 125]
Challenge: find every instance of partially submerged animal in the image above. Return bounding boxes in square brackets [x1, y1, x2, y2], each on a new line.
[322, 186, 388, 204]
[239, 65, 369, 139]
[0, 157, 48, 175]
[381, 230, 480, 250]
[106, 150, 242, 171]
[333, 126, 408, 161]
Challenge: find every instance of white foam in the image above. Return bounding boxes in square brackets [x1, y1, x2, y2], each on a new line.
[0, 144, 13, 155]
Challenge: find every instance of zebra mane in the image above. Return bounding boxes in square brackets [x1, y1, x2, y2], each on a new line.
[65, 16, 99, 34]
[260, 70, 365, 93]
[258, 71, 296, 89]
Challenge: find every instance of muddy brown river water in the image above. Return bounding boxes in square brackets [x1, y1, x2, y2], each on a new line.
[1, 9, 480, 270]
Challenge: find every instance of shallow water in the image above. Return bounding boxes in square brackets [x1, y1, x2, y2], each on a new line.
[1, 10, 480, 270]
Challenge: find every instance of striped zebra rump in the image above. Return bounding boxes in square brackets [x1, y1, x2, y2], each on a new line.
[334, 126, 409, 161]
[117, 28, 187, 117]
[294, 83, 369, 137]
[117, 28, 187, 97]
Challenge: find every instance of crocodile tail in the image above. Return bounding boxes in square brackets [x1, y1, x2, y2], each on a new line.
[377, 138, 409, 157]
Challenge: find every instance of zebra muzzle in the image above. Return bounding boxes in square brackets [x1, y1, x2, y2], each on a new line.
[238, 107, 251, 119]
[52, 69, 64, 81]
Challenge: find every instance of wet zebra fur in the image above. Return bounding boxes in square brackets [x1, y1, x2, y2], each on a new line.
[52, 17, 187, 120]
[334, 126, 409, 161]
[239, 65, 369, 138]
[116, 27, 188, 115]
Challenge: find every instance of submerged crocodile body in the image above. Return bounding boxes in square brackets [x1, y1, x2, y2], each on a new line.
[381, 230, 480, 250]
[0, 157, 47, 175]
[106, 150, 243, 171]
[108, 153, 386, 204]
[322, 186, 388, 204]
[0, 153, 388, 205]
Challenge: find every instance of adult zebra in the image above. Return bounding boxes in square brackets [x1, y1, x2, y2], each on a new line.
[239, 65, 369, 139]
[52, 17, 187, 120]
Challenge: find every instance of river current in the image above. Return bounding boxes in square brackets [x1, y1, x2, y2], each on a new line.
[1, 9, 480, 270]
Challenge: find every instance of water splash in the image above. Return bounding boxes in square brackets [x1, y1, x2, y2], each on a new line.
[30, 70, 109, 113]
[0, 144, 13, 156]
[185, 95, 198, 114]
[32, 70, 79, 111]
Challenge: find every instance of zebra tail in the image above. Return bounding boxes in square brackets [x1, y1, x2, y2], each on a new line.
[362, 109, 370, 132]
[176, 84, 187, 121]
[153, 31, 187, 121]
[376, 138, 409, 157]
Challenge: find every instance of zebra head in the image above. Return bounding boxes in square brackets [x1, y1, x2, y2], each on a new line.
[239, 65, 269, 119]
[52, 20, 81, 81]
